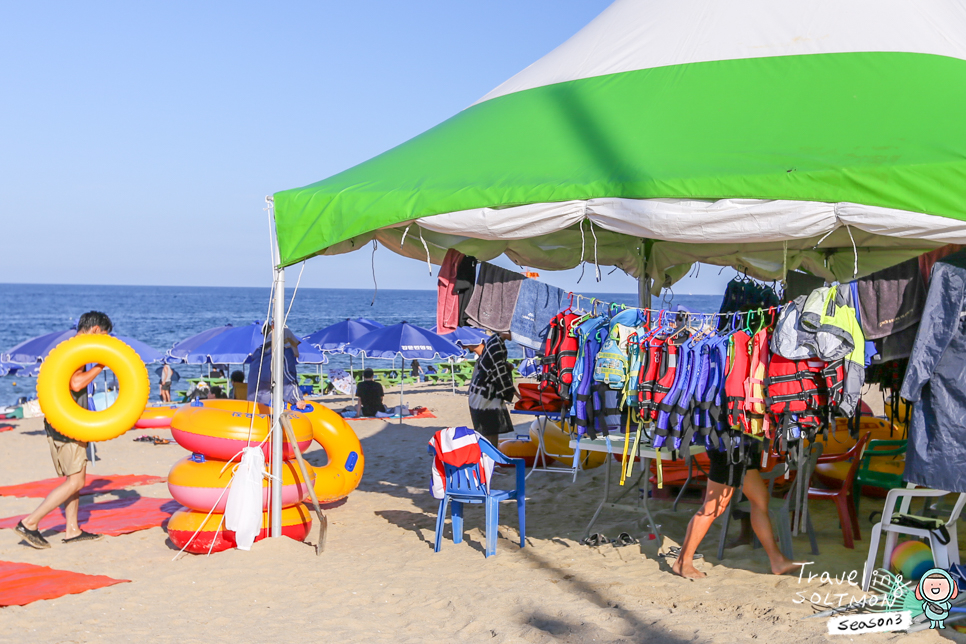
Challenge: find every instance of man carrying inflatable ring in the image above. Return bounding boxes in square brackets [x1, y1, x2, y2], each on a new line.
[16, 312, 115, 548]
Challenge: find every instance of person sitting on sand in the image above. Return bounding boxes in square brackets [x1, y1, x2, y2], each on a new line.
[355, 368, 387, 417]
[183, 379, 209, 402]
[671, 439, 800, 579]
[207, 386, 227, 399]
[229, 370, 247, 400]
[16, 311, 112, 549]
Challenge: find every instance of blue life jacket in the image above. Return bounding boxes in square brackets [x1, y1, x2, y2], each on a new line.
[654, 337, 693, 449]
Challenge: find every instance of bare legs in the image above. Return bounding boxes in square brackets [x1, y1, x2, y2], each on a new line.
[672, 471, 798, 579]
[672, 480, 733, 579]
[739, 470, 798, 575]
[21, 468, 87, 539]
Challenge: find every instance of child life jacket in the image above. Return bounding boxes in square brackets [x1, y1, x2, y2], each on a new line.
[764, 354, 828, 437]
[539, 311, 580, 399]
[724, 331, 752, 430]
[742, 329, 771, 438]
[593, 324, 631, 389]
[623, 333, 643, 407]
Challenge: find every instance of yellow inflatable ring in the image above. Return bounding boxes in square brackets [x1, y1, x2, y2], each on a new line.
[294, 403, 365, 503]
[37, 334, 149, 442]
[529, 419, 606, 469]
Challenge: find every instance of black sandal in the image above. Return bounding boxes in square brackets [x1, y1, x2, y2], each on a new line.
[613, 532, 639, 547]
[16, 521, 51, 549]
[63, 531, 103, 544]
[580, 533, 610, 546]
[660, 546, 703, 559]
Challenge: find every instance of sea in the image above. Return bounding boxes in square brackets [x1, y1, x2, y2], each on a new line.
[0, 283, 722, 407]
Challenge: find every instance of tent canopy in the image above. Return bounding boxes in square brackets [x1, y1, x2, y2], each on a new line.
[273, 0, 966, 287]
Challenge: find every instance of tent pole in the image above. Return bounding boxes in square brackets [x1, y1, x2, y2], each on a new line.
[398, 353, 404, 425]
[269, 197, 285, 538]
[638, 275, 651, 310]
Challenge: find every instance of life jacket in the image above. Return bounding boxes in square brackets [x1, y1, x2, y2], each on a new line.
[649, 341, 679, 421]
[764, 354, 828, 438]
[572, 317, 608, 439]
[701, 336, 731, 450]
[742, 329, 771, 438]
[593, 324, 631, 389]
[823, 358, 846, 415]
[636, 334, 665, 415]
[539, 311, 580, 400]
[654, 340, 694, 448]
[724, 331, 752, 429]
[623, 332, 643, 407]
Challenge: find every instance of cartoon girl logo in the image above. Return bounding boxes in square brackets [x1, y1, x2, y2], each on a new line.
[916, 569, 959, 628]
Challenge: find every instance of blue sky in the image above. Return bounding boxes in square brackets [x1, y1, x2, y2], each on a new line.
[1, 1, 734, 295]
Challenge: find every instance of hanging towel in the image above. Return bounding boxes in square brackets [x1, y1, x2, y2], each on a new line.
[464, 262, 525, 333]
[855, 257, 924, 340]
[455, 255, 478, 327]
[509, 278, 566, 350]
[429, 426, 495, 499]
[437, 248, 464, 334]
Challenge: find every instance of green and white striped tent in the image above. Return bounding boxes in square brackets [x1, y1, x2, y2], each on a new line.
[273, 0, 966, 288]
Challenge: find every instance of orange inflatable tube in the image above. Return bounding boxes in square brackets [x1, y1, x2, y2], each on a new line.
[295, 403, 365, 503]
[168, 455, 315, 512]
[170, 402, 313, 461]
[167, 504, 311, 554]
[136, 404, 181, 428]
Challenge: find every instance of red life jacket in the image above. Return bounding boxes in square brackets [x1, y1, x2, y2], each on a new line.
[539, 311, 580, 400]
[823, 358, 846, 415]
[636, 337, 663, 414]
[648, 341, 678, 421]
[724, 331, 751, 429]
[764, 354, 828, 432]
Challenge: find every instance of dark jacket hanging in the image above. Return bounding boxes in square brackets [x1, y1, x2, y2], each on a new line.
[900, 249, 966, 493]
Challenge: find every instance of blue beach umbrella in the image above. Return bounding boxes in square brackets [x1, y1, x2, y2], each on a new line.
[2, 329, 164, 367]
[166, 324, 234, 363]
[296, 344, 328, 365]
[170, 321, 265, 365]
[346, 322, 463, 421]
[302, 318, 382, 352]
[431, 325, 489, 347]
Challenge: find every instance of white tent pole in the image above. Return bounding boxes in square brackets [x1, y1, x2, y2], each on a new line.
[269, 197, 285, 538]
[450, 357, 456, 395]
[398, 353, 404, 425]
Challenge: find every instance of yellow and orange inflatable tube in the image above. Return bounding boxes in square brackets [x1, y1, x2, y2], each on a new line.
[37, 334, 150, 442]
[529, 419, 606, 469]
[168, 455, 316, 513]
[169, 401, 313, 461]
[136, 404, 181, 428]
[167, 504, 312, 554]
[295, 403, 364, 503]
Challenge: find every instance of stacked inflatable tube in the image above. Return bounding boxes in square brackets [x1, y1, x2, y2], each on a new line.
[165, 400, 314, 554]
[169, 403, 313, 461]
[167, 504, 312, 554]
[168, 455, 316, 513]
[295, 403, 365, 503]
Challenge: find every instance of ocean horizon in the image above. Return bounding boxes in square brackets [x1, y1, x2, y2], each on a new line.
[0, 283, 722, 406]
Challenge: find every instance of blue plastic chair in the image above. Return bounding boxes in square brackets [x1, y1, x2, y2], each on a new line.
[430, 437, 526, 557]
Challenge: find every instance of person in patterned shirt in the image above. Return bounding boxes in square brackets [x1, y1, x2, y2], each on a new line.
[465, 332, 517, 445]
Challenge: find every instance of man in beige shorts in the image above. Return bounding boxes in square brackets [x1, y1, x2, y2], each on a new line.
[16, 311, 112, 549]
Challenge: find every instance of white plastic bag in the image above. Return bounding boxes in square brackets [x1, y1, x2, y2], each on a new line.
[224, 447, 265, 551]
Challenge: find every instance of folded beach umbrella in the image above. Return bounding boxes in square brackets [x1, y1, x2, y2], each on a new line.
[302, 318, 383, 353]
[345, 322, 463, 421]
[2, 329, 163, 366]
[273, 0, 966, 289]
[170, 321, 265, 365]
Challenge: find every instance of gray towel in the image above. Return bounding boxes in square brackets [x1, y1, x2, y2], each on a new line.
[464, 263, 525, 333]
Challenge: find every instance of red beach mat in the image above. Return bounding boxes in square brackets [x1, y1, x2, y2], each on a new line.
[0, 497, 181, 537]
[0, 424, 14, 433]
[0, 561, 129, 606]
[345, 410, 436, 421]
[0, 474, 166, 498]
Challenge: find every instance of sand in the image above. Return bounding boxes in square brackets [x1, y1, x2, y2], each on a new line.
[0, 383, 953, 643]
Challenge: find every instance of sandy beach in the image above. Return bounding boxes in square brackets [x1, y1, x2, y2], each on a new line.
[0, 383, 950, 643]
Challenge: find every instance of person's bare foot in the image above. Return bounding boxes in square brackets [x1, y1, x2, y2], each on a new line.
[671, 558, 707, 579]
[771, 556, 804, 576]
